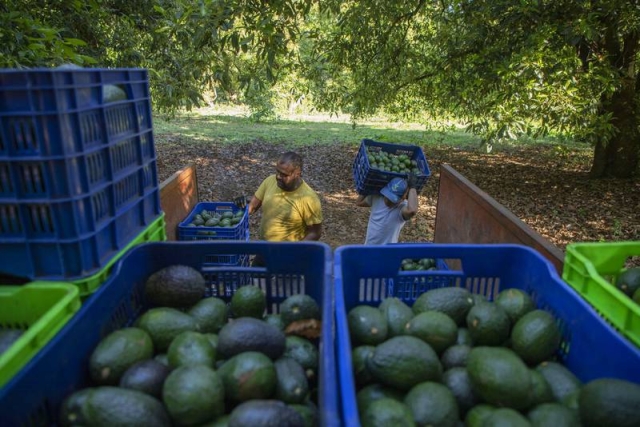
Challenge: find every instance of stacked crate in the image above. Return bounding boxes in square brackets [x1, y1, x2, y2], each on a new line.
[0, 67, 165, 386]
[0, 68, 163, 283]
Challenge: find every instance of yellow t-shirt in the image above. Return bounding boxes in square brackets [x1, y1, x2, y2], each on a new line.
[255, 175, 323, 241]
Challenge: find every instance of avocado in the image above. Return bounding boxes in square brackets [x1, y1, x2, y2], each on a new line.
[163, 365, 225, 426]
[231, 285, 266, 318]
[204, 333, 219, 360]
[442, 367, 479, 417]
[154, 353, 170, 366]
[527, 402, 580, 427]
[347, 305, 388, 346]
[378, 297, 414, 337]
[405, 310, 458, 355]
[89, 327, 154, 385]
[360, 398, 415, 427]
[464, 404, 495, 427]
[466, 302, 511, 346]
[199, 414, 230, 426]
[456, 327, 473, 346]
[615, 267, 640, 297]
[494, 288, 535, 324]
[274, 357, 310, 404]
[188, 297, 229, 333]
[440, 344, 472, 370]
[144, 264, 206, 308]
[467, 346, 532, 410]
[264, 313, 285, 331]
[218, 351, 277, 402]
[352, 345, 376, 387]
[535, 361, 582, 403]
[367, 335, 442, 391]
[357, 384, 405, 415]
[482, 407, 531, 427]
[404, 381, 459, 427]
[228, 399, 305, 427]
[217, 317, 286, 360]
[511, 310, 561, 365]
[279, 294, 321, 327]
[167, 331, 216, 368]
[412, 287, 474, 325]
[103, 84, 127, 103]
[289, 403, 319, 427]
[60, 386, 171, 427]
[136, 307, 200, 352]
[0, 329, 23, 356]
[579, 378, 640, 427]
[283, 335, 319, 382]
[528, 369, 554, 407]
[119, 359, 171, 398]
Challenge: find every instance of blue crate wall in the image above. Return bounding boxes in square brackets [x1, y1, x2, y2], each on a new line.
[352, 139, 431, 195]
[0, 68, 161, 281]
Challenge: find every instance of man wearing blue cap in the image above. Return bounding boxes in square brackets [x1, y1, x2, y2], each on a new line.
[356, 174, 419, 244]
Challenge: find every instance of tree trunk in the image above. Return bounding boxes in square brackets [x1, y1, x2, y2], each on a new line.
[590, 78, 640, 178]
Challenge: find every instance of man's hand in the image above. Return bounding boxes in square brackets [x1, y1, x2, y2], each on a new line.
[406, 172, 419, 190]
[234, 195, 250, 209]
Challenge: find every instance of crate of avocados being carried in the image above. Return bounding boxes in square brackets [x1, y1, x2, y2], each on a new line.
[352, 139, 431, 195]
[0, 241, 339, 427]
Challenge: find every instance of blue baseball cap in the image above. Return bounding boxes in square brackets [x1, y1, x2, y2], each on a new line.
[380, 177, 407, 204]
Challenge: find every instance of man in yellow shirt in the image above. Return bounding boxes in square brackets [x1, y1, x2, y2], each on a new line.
[236, 151, 323, 249]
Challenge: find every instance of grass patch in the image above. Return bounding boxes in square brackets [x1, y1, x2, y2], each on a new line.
[152, 104, 588, 153]
[153, 105, 482, 148]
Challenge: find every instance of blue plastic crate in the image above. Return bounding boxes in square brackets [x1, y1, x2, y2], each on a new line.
[0, 169, 160, 280]
[178, 202, 249, 242]
[178, 201, 250, 268]
[0, 68, 152, 158]
[352, 139, 431, 195]
[334, 244, 640, 427]
[0, 241, 339, 427]
[0, 68, 161, 281]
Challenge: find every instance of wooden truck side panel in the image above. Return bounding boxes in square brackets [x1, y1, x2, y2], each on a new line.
[434, 164, 564, 273]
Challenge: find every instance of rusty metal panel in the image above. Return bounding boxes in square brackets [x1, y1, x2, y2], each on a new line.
[434, 164, 564, 274]
[160, 164, 199, 240]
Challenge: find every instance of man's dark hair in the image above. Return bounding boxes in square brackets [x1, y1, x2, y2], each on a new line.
[279, 151, 303, 171]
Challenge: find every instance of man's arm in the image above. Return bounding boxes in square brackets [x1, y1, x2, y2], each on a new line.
[303, 223, 322, 241]
[247, 195, 262, 215]
[401, 188, 418, 220]
[401, 173, 419, 220]
[356, 194, 372, 207]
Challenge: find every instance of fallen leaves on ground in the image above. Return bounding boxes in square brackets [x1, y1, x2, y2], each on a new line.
[155, 135, 640, 252]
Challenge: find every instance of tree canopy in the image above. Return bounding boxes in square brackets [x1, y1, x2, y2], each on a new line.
[2, 0, 639, 177]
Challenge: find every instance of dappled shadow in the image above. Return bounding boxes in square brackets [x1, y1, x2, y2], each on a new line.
[155, 127, 639, 251]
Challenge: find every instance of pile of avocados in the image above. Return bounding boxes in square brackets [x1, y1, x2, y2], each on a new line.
[347, 285, 640, 427]
[187, 209, 245, 236]
[615, 266, 640, 306]
[366, 148, 421, 175]
[59, 265, 322, 427]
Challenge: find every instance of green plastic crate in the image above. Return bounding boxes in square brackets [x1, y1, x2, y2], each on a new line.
[0, 282, 81, 388]
[72, 213, 167, 298]
[563, 241, 640, 347]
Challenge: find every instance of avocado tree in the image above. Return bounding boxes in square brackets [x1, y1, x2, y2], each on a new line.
[1, 0, 314, 114]
[309, 0, 640, 178]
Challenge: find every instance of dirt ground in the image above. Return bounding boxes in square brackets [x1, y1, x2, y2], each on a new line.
[155, 136, 640, 253]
